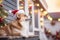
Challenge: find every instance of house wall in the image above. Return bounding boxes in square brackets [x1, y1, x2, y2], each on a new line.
[2, 0, 17, 11]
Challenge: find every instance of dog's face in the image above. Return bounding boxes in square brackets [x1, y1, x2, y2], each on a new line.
[16, 13, 28, 21]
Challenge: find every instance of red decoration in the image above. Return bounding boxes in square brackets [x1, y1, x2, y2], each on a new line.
[22, 2, 24, 4]
[51, 20, 56, 26]
[29, 6, 32, 9]
[0, 4, 3, 7]
[56, 31, 59, 35]
[19, 1, 24, 5]
[12, 10, 18, 15]
[0, 17, 3, 23]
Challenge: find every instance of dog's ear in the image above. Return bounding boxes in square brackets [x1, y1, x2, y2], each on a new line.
[16, 13, 21, 18]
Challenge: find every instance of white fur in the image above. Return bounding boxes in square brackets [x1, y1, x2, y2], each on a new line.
[17, 10, 24, 14]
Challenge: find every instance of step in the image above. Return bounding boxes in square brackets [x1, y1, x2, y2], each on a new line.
[0, 36, 40, 40]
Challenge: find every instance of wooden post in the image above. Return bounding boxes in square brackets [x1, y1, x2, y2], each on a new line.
[24, 0, 29, 37]
[17, 0, 19, 10]
[38, 9, 48, 40]
[29, 0, 35, 36]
